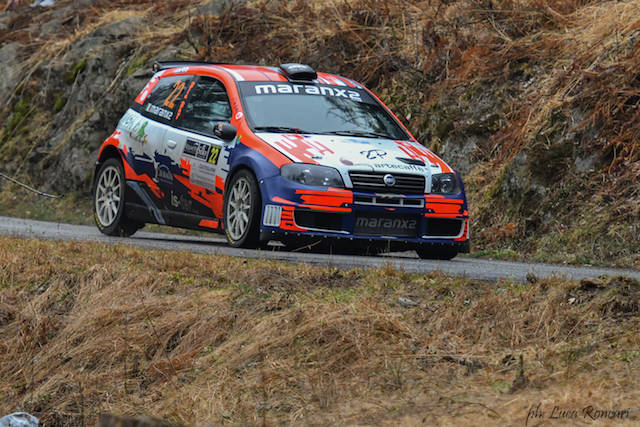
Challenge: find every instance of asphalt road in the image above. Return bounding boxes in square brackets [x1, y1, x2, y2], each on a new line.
[1, 215, 639, 283]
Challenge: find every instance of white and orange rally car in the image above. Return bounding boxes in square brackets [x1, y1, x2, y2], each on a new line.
[93, 61, 469, 259]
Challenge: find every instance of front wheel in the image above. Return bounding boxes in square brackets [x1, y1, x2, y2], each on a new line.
[223, 169, 262, 248]
[416, 245, 458, 260]
[93, 158, 143, 237]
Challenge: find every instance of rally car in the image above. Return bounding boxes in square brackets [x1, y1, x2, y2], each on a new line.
[93, 61, 469, 259]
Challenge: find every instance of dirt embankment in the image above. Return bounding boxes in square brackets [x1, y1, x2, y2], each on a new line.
[1, 236, 639, 425]
[0, 0, 639, 266]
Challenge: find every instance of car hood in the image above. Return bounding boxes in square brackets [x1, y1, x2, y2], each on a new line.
[255, 133, 452, 176]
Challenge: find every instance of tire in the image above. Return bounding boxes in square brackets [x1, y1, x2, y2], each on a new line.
[416, 245, 458, 260]
[93, 158, 143, 237]
[223, 169, 262, 248]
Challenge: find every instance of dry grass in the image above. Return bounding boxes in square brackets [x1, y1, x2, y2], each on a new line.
[1, 0, 639, 265]
[1, 236, 639, 425]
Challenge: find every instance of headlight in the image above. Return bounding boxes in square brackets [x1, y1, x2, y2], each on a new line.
[431, 173, 460, 195]
[281, 163, 344, 187]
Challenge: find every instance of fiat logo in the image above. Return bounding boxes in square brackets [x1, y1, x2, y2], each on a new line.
[383, 174, 396, 186]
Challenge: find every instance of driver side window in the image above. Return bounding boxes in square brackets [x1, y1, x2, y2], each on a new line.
[178, 77, 232, 137]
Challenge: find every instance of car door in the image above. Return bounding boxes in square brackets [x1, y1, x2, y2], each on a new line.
[161, 76, 233, 218]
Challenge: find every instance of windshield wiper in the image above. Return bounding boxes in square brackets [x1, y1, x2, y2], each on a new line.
[253, 126, 316, 134]
[324, 130, 393, 139]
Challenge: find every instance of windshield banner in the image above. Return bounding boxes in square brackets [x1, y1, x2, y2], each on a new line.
[238, 82, 375, 104]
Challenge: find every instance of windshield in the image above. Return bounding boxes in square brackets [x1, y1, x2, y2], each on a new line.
[238, 82, 410, 140]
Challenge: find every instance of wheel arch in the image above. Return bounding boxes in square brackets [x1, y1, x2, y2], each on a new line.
[225, 145, 281, 197]
[222, 164, 264, 248]
[94, 145, 123, 187]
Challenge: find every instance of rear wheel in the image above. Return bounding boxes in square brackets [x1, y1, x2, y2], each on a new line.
[416, 245, 458, 260]
[93, 158, 143, 237]
[223, 169, 262, 248]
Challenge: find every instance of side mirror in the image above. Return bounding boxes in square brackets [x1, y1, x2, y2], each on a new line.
[213, 122, 237, 142]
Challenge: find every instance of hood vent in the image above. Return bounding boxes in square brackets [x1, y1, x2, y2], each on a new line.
[396, 157, 426, 166]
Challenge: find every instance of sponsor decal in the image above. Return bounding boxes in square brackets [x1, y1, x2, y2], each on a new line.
[372, 162, 427, 172]
[184, 140, 209, 160]
[360, 149, 387, 160]
[207, 146, 221, 165]
[145, 103, 173, 120]
[136, 121, 148, 143]
[170, 190, 193, 210]
[355, 217, 417, 230]
[253, 83, 363, 102]
[190, 161, 217, 190]
[156, 164, 173, 184]
[235, 111, 244, 120]
[183, 139, 221, 165]
[175, 67, 189, 73]
[271, 134, 334, 165]
[119, 112, 149, 144]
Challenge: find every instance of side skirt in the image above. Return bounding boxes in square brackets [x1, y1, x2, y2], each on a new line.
[125, 202, 223, 233]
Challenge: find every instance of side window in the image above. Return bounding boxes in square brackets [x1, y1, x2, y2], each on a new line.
[178, 77, 232, 137]
[140, 75, 193, 124]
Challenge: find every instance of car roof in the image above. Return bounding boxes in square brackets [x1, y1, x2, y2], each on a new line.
[215, 64, 363, 88]
[154, 61, 364, 89]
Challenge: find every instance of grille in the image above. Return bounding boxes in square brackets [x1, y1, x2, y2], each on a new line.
[349, 171, 426, 194]
[425, 218, 464, 238]
[353, 195, 424, 208]
[294, 210, 344, 232]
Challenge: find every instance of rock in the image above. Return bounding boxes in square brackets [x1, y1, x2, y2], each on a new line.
[0, 43, 20, 103]
[196, 0, 247, 17]
[574, 153, 598, 173]
[31, 0, 55, 7]
[439, 135, 478, 175]
[91, 17, 145, 40]
[397, 296, 418, 307]
[0, 15, 10, 32]
[0, 412, 39, 427]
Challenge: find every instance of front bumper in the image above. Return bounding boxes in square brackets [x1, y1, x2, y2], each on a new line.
[258, 176, 470, 252]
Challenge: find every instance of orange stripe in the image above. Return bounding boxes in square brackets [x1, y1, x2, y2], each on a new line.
[424, 213, 463, 218]
[215, 176, 225, 192]
[175, 101, 185, 120]
[272, 196, 296, 205]
[425, 196, 464, 204]
[280, 209, 306, 231]
[199, 219, 219, 229]
[298, 204, 351, 213]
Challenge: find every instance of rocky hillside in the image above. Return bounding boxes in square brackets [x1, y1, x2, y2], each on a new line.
[1, 0, 638, 266]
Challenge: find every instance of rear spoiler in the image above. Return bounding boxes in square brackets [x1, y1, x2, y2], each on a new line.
[152, 61, 231, 72]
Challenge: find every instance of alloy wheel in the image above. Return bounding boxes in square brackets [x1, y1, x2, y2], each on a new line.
[226, 176, 252, 240]
[95, 165, 122, 227]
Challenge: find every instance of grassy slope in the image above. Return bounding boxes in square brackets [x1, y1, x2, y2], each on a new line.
[1, 0, 639, 267]
[1, 236, 639, 425]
